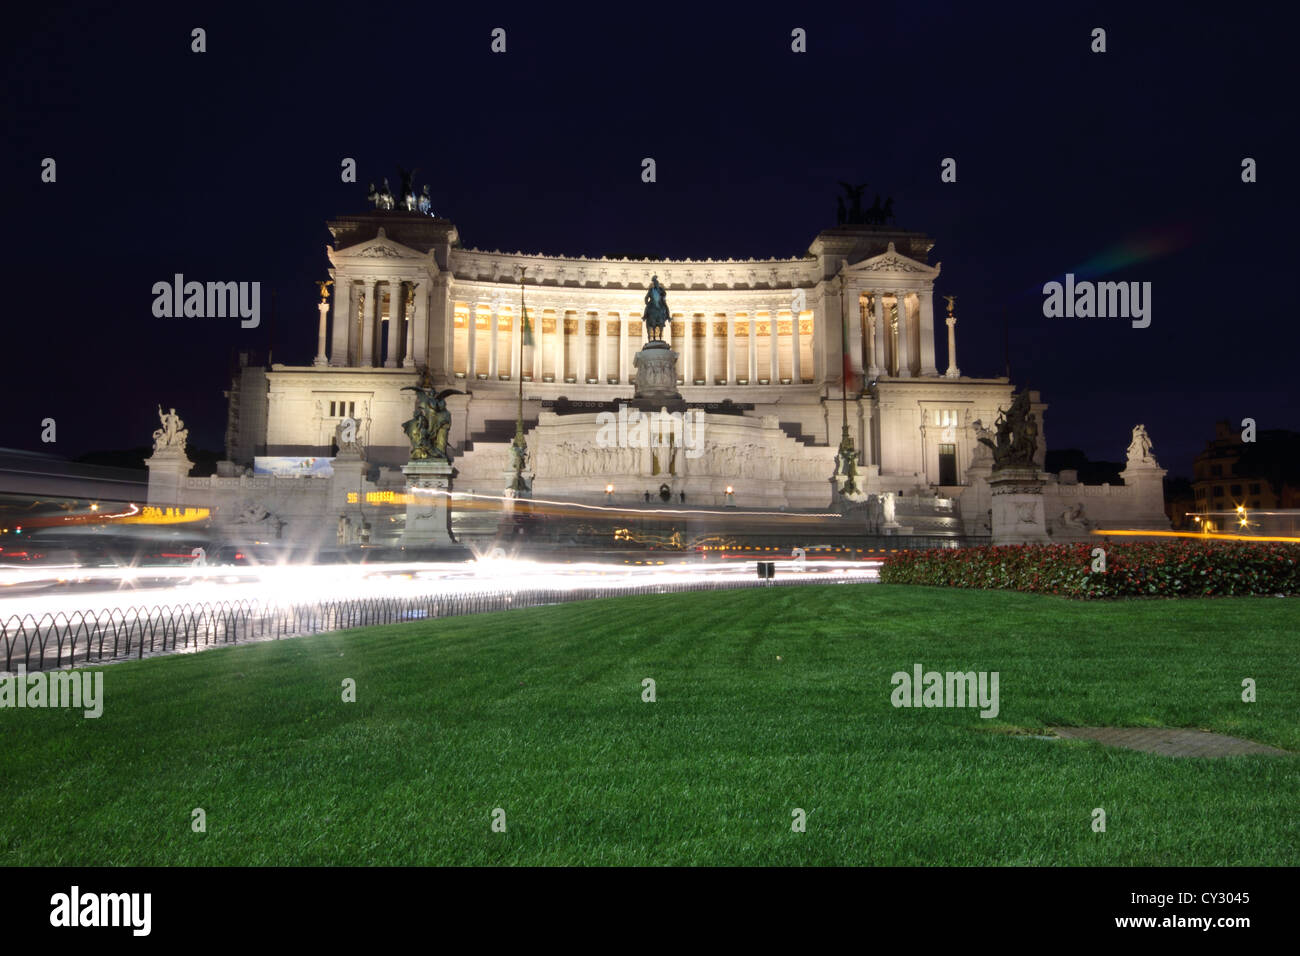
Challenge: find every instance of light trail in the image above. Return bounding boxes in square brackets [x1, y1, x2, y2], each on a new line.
[0, 557, 877, 621]
[1093, 529, 1300, 543]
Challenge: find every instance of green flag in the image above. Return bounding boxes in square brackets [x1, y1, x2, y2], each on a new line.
[521, 304, 534, 347]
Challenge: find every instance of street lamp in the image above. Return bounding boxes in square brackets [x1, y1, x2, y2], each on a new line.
[605, 483, 614, 502]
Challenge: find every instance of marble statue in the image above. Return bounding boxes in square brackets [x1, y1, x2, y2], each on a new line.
[152, 405, 188, 452]
[1127, 424, 1154, 464]
[334, 417, 361, 455]
[1060, 501, 1091, 531]
[970, 419, 995, 463]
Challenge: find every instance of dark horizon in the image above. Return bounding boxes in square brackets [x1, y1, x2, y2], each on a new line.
[3, 2, 1295, 478]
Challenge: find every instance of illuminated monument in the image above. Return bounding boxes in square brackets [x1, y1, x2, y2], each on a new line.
[155, 189, 1168, 548]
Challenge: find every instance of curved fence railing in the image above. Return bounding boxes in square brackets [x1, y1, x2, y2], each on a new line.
[1, 573, 868, 671]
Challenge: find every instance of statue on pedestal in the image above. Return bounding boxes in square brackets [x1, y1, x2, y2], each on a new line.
[397, 165, 419, 212]
[837, 182, 868, 224]
[152, 405, 188, 452]
[643, 275, 670, 341]
[401, 385, 463, 461]
[1126, 424, 1155, 464]
[334, 417, 362, 456]
[978, 392, 1038, 469]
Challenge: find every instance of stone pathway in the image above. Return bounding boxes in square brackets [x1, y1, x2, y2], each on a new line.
[1050, 726, 1290, 758]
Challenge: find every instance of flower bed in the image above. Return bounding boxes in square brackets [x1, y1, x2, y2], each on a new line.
[879, 541, 1300, 598]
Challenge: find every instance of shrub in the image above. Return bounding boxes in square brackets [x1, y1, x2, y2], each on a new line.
[878, 540, 1300, 598]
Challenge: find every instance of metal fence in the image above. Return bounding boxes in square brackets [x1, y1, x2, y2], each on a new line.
[2, 573, 869, 672]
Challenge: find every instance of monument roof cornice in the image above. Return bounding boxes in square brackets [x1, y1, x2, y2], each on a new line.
[445, 251, 822, 293]
[329, 227, 439, 271]
[840, 242, 941, 280]
[453, 247, 812, 267]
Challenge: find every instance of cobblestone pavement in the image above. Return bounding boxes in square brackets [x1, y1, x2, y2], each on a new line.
[1050, 726, 1290, 757]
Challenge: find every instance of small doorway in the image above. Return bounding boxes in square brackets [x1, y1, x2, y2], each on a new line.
[938, 443, 957, 485]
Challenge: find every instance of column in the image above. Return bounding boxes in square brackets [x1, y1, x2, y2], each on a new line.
[330, 275, 351, 366]
[896, 292, 913, 377]
[919, 290, 939, 377]
[769, 308, 781, 384]
[439, 286, 455, 378]
[466, 299, 477, 378]
[705, 314, 714, 384]
[489, 306, 500, 378]
[846, 289, 863, 379]
[385, 278, 403, 368]
[532, 308, 543, 380]
[873, 292, 886, 376]
[314, 297, 329, 366]
[403, 284, 417, 367]
[618, 312, 629, 383]
[946, 310, 961, 378]
[868, 295, 878, 377]
[683, 315, 693, 383]
[729, 313, 739, 383]
[410, 280, 427, 370]
[556, 308, 566, 379]
[360, 278, 378, 367]
[577, 310, 588, 382]
[598, 313, 608, 382]
[792, 310, 802, 384]
[748, 314, 758, 383]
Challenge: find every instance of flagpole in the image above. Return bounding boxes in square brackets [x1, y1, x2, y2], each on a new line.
[518, 269, 525, 427]
[509, 267, 529, 494]
[837, 269, 858, 495]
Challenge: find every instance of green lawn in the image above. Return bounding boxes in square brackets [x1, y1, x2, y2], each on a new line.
[3, 584, 1297, 865]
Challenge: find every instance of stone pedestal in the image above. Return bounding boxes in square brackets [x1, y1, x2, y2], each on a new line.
[632, 342, 684, 411]
[330, 451, 365, 512]
[989, 466, 1051, 545]
[1119, 462, 1171, 530]
[145, 452, 193, 506]
[401, 460, 455, 546]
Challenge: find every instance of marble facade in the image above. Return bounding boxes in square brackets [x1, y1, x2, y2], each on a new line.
[145, 209, 1169, 544]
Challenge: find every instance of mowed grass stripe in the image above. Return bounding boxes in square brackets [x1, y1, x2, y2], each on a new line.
[1, 585, 1296, 865]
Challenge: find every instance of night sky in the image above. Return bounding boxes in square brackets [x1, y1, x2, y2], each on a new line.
[3, 2, 1294, 478]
